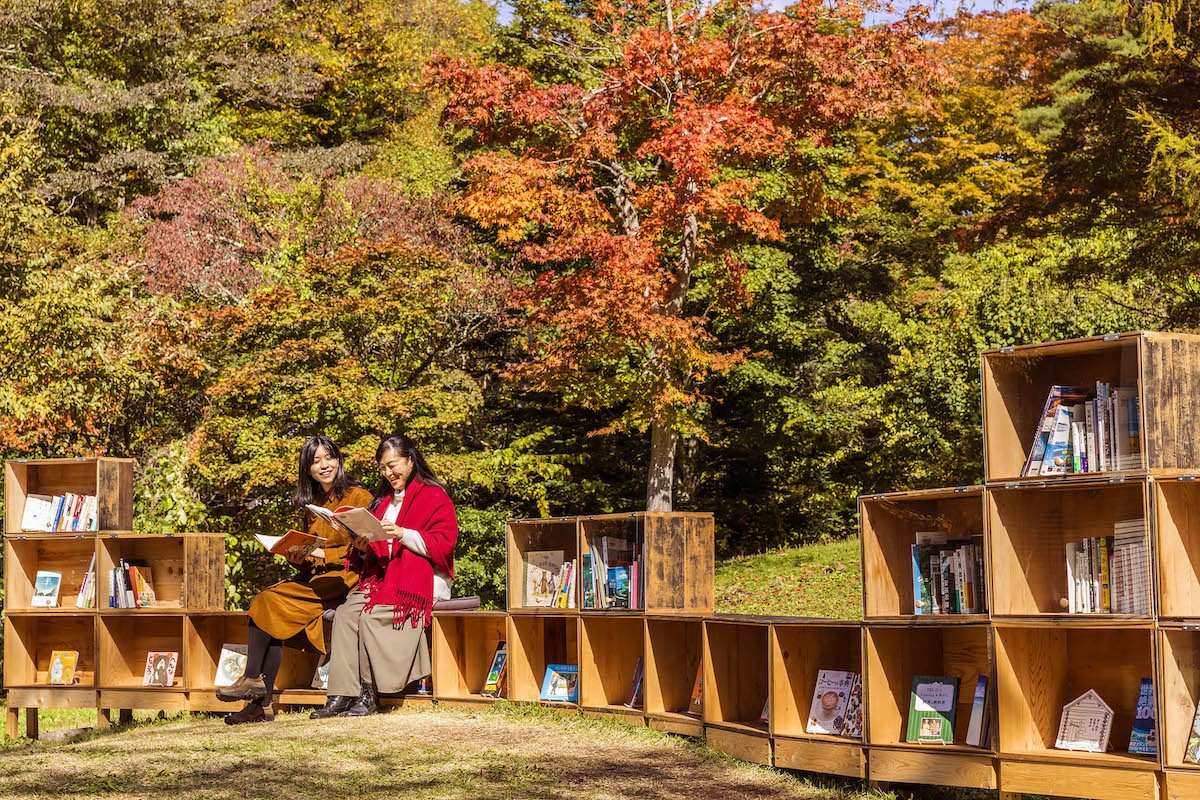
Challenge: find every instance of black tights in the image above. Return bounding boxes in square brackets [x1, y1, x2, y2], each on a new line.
[245, 620, 283, 708]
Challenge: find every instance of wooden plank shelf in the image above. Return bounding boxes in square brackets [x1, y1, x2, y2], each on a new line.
[999, 756, 1159, 800]
[431, 611, 508, 704]
[773, 736, 865, 778]
[869, 744, 998, 789]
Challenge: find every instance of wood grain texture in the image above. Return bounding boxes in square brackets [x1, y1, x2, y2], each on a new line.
[771, 623, 861, 737]
[99, 689, 189, 711]
[1000, 759, 1158, 800]
[647, 713, 703, 736]
[184, 535, 226, 610]
[506, 615, 577, 704]
[705, 725, 772, 766]
[4, 615, 97, 687]
[703, 621, 769, 725]
[96, 459, 134, 531]
[97, 615, 185, 688]
[506, 520, 579, 612]
[644, 618, 703, 716]
[774, 737, 865, 778]
[579, 616, 643, 708]
[1155, 480, 1200, 617]
[1159, 629, 1200, 769]
[6, 687, 97, 709]
[869, 747, 997, 789]
[431, 613, 507, 701]
[1164, 770, 1200, 800]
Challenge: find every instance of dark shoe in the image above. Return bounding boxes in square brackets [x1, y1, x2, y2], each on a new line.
[310, 696, 355, 719]
[225, 702, 275, 725]
[216, 674, 268, 703]
[339, 682, 378, 717]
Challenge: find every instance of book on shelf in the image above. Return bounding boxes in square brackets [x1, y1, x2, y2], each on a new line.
[481, 641, 508, 698]
[585, 535, 641, 610]
[687, 663, 704, 716]
[213, 644, 248, 688]
[964, 675, 990, 748]
[1061, 519, 1148, 614]
[1023, 383, 1141, 476]
[1055, 689, 1113, 752]
[806, 669, 857, 736]
[759, 696, 770, 725]
[22, 493, 100, 532]
[625, 656, 644, 708]
[906, 675, 959, 744]
[311, 654, 332, 690]
[31, 570, 62, 607]
[523, 550, 564, 607]
[143, 651, 179, 687]
[552, 559, 577, 609]
[255, 529, 327, 561]
[75, 553, 98, 609]
[911, 532, 985, 615]
[1127, 677, 1156, 755]
[539, 663, 579, 703]
[108, 560, 157, 608]
[1185, 700, 1200, 764]
[305, 504, 388, 542]
[47, 650, 79, 685]
[19, 493, 54, 532]
[841, 673, 863, 739]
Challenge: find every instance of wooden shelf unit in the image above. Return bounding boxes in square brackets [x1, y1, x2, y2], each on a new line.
[431, 610, 509, 706]
[981, 331, 1200, 482]
[859, 486, 985, 621]
[98, 533, 225, 610]
[769, 620, 865, 778]
[863, 622, 997, 789]
[4, 535, 97, 610]
[1154, 476, 1200, 619]
[505, 613, 578, 707]
[986, 478, 1151, 618]
[506, 517, 579, 613]
[1157, 626, 1200, 774]
[643, 615, 704, 736]
[578, 614, 645, 723]
[703, 616, 772, 765]
[4, 457, 134, 534]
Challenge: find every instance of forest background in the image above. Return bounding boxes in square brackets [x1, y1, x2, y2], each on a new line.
[0, 0, 1197, 609]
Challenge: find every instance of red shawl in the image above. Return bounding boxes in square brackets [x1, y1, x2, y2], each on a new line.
[345, 478, 458, 628]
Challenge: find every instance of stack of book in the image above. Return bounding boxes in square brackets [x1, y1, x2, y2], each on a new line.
[1023, 383, 1142, 476]
[1063, 519, 1148, 614]
[910, 532, 986, 615]
[108, 560, 157, 608]
[522, 550, 576, 608]
[19, 493, 100, 532]
[582, 536, 642, 609]
[75, 553, 98, 609]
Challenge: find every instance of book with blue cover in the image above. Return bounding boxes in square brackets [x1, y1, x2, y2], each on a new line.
[540, 663, 578, 703]
[1128, 676, 1156, 755]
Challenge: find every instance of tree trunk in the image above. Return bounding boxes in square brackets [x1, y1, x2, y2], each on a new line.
[646, 420, 678, 511]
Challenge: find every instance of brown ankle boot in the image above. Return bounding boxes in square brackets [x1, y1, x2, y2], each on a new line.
[225, 701, 275, 725]
[216, 674, 268, 703]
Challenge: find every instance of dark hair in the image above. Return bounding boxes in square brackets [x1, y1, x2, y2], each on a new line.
[293, 436, 358, 509]
[370, 433, 445, 510]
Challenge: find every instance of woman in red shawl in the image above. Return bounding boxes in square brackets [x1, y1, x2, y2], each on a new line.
[310, 433, 458, 718]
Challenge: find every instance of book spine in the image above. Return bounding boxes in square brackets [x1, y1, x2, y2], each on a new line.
[1085, 400, 1098, 473]
[1099, 536, 1111, 613]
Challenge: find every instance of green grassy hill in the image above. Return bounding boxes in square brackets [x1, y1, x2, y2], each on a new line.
[714, 538, 862, 619]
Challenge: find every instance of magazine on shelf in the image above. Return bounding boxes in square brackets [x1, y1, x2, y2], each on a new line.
[805, 669, 857, 736]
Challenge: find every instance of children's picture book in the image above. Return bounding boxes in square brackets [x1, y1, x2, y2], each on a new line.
[306, 504, 388, 542]
[607, 565, 630, 608]
[540, 663, 579, 703]
[806, 669, 857, 736]
[1128, 677, 1156, 755]
[143, 651, 179, 687]
[255, 529, 327, 561]
[47, 650, 79, 685]
[481, 641, 508, 698]
[524, 550, 564, 607]
[906, 675, 960, 744]
[1184, 700, 1200, 764]
[31, 570, 62, 607]
[841, 674, 863, 739]
[20, 494, 54, 532]
[213, 644, 248, 688]
[687, 663, 704, 716]
[964, 675, 989, 747]
[625, 656, 644, 708]
[1055, 689, 1113, 753]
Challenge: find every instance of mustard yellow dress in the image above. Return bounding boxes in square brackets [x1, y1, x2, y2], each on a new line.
[248, 486, 373, 652]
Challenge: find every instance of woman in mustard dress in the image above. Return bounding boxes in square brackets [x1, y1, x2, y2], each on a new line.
[218, 436, 372, 724]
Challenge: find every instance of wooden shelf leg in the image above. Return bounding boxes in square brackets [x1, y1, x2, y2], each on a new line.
[24, 708, 38, 740]
[868, 781, 889, 792]
[118, 709, 133, 725]
[5, 708, 18, 739]
[97, 709, 112, 730]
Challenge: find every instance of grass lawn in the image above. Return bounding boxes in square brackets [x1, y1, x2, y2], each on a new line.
[715, 538, 862, 619]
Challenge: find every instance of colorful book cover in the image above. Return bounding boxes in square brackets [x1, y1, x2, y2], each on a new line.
[481, 642, 508, 698]
[523, 550, 564, 607]
[143, 651, 179, 687]
[540, 663, 578, 703]
[47, 650, 79, 685]
[840, 674, 863, 739]
[624, 656, 644, 708]
[687, 664, 704, 716]
[906, 675, 959, 744]
[213, 643, 248, 688]
[1128, 677, 1157, 755]
[964, 675, 989, 747]
[1184, 700, 1200, 764]
[607, 565, 630, 608]
[31, 570, 62, 608]
[806, 669, 856, 736]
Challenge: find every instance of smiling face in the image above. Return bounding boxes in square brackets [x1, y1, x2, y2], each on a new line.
[309, 445, 340, 492]
[379, 447, 414, 493]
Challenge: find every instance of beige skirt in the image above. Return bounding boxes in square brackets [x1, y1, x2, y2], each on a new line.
[326, 590, 431, 696]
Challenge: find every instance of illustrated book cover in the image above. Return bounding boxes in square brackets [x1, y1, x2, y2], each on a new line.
[906, 675, 959, 744]
[255, 529, 327, 561]
[806, 669, 857, 736]
[687, 663, 704, 716]
[481, 641, 508, 698]
[540, 663, 579, 703]
[840, 673, 863, 739]
[1055, 689, 1113, 753]
[213, 643, 248, 688]
[31, 570, 62, 608]
[1184, 700, 1200, 764]
[143, 651, 179, 687]
[523, 550, 564, 607]
[1127, 677, 1156, 755]
[20, 494, 54, 532]
[47, 650, 79, 685]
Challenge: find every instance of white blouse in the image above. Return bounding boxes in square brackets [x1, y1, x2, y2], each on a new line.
[382, 491, 452, 601]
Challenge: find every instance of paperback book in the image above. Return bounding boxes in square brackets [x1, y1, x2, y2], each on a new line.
[1127, 677, 1156, 755]
[540, 664, 579, 703]
[306, 504, 388, 542]
[213, 644, 248, 688]
[841, 674, 863, 739]
[143, 651, 179, 687]
[481, 641, 508, 698]
[47, 650, 79, 685]
[806, 669, 857, 736]
[906, 675, 959, 744]
[255, 529, 327, 561]
[964, 675, 990, 748]
[624, 656, 644, 708]
[20, 493, 99, 532]
[687, 663, 704, 716]
[31, 570, 62, 608]
[1023, 383, 1142, 476]
[911, 532, 986, 615]
[1055, 689, 1113, 753]
[523, 550, 564, 608]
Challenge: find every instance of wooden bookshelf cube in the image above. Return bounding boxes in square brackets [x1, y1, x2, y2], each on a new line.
[1154, 477, 1200, 619]
[1158, 627, 1200, 773]
[864, 622, 996, 789]
[98, 533, 224, 610]
[506, 518, 579, 613]
[703, 616, 771, 765]
[770, 620, 864, 778]
[987, 479, 1150, 618]
[982, 331, 1200, 482]
[994, 622, 1158, 781]
[506, 614, 578, 707]
[4, 613, 97, 688]
[4, 457, 134, 533]
[1165, 770, 1200, 800]
[4, 535, 97, 610]
[644, 615, 704, 736]
[431, 610, 508, 706]
[579, 614, 645, 724]
[97, 614, 186, 689]
[859, 486, 985, 620]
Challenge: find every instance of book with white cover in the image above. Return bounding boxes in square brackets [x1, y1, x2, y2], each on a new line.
[1056, 689, 1113, 752]
[806, 669, 857, 735]
[31, 571, 62, 607]
[20, 494, 55, 532]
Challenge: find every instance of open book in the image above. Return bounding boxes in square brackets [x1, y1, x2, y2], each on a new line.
[305, 505, 390, 542]
[255, 529, 327, 560]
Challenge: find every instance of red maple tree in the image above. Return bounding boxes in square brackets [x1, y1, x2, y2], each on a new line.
[434, 0, 940, 509]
